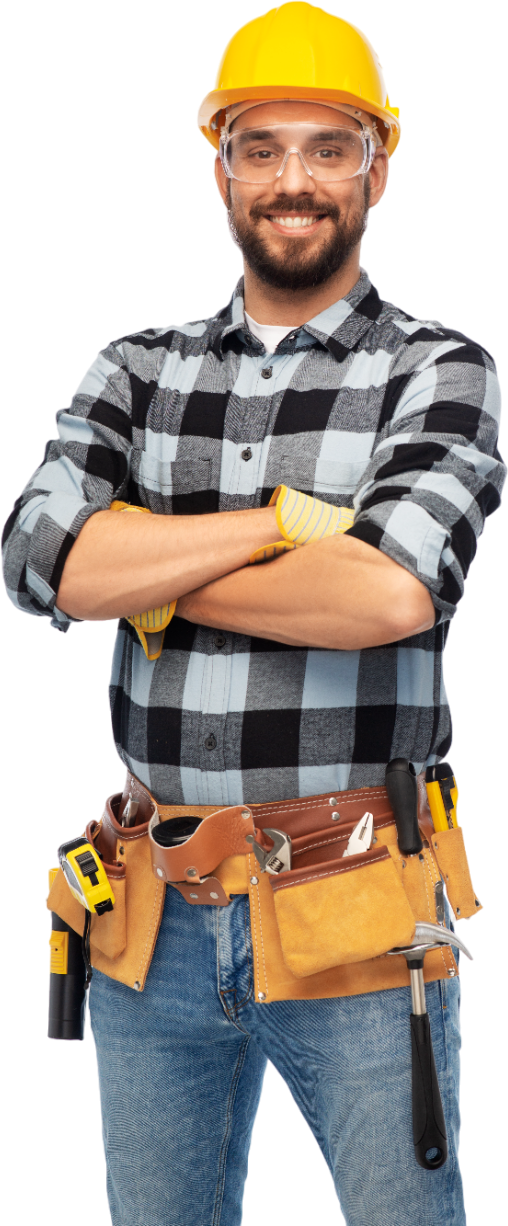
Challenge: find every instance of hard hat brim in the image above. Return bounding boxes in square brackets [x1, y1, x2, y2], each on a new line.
[199, 85, 400, 156]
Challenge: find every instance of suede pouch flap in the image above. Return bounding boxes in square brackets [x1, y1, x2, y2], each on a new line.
[270, 846, 416, 979]
[430, 826, 481, 919]
[47, 867, 85, 935]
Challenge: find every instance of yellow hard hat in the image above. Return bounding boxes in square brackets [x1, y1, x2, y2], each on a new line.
[199, 2, 400, 155]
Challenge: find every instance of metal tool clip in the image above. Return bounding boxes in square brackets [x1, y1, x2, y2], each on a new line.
[121, 797, 139, 828]
[246, 828, 292, 875]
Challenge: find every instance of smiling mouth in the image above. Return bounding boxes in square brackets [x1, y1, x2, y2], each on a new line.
[266, 213, 327, 231]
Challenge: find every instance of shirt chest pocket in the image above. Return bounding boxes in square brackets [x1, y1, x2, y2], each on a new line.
[280, 456, 369, 504]
[135, 455, 214, 514]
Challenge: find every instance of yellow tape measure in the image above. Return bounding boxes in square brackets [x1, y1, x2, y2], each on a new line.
[425, 763, 458, 832]
[58, 837, 115, 914]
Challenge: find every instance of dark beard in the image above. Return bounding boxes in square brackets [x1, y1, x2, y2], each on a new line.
[227, 186, 370, 291]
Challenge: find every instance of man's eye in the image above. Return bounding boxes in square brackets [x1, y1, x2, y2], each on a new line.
[251, 149, 277, 160]
[314, 147, 344, 160]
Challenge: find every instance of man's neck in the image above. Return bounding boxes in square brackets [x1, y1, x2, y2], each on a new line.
[242, 249, 361, 326]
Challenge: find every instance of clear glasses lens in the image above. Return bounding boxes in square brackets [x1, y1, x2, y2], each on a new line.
[222, 123, 370, 184]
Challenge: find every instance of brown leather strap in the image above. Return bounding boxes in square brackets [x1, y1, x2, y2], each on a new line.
[86, 819, 126, 880]
[149, 805, 257, 883]
[170, 877, 231, 906]
[101, 769, 435, 891]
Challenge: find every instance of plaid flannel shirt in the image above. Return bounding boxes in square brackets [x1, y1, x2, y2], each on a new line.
[3, 272, 504, 805]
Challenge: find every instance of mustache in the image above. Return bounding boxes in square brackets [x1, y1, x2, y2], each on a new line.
[250, 196, 340, 222]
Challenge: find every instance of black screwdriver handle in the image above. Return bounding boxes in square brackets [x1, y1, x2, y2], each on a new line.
[385, 758, 423, 855]
[410, 1012, 448, 1170]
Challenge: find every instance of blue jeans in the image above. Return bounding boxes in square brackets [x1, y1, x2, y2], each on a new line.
[90, 887, 465, 1226]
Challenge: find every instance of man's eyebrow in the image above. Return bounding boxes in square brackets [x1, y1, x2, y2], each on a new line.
[307, 128, 354, 141]
[234, 125, 355, 144]
[234, 128, 280, 143]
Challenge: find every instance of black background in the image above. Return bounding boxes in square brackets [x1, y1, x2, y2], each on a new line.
[6, 7, 500, 1216]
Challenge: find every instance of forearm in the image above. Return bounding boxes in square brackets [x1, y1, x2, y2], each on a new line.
[177, 535, 435, 649]
[56, 506, 280, 620]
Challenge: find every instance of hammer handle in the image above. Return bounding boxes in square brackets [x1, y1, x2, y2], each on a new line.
[410, 1012, 448, 1170]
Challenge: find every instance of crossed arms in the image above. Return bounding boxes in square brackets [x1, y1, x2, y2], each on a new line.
[56, 505, 435, 651]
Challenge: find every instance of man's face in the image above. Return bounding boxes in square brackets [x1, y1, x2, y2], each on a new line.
[216, 101, 387, 292]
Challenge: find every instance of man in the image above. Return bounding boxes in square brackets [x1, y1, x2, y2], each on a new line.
[2, 4, 504, 1224]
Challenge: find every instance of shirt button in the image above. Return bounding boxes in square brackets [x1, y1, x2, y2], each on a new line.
[260, 367, 273, 379]
[204, 734, 217, 751]
[214, 633, 226, 648]
[241, 447, 252, 461]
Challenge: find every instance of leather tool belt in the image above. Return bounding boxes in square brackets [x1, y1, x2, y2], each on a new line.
[47, 771, 481, 1003]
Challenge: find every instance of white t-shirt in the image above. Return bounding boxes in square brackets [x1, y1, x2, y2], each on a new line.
[244, 311, 299, 355]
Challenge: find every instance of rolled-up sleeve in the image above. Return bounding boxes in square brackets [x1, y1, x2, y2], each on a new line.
[346, 336, 505, 621]
[2, 342, 133, 629]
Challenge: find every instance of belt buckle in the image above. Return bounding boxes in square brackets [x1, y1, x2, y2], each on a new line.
[246, 828, 292, 875]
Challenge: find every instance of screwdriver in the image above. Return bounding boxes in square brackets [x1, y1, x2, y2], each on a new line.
[424, 763, 458, 832]
[385, 759, 423, 856]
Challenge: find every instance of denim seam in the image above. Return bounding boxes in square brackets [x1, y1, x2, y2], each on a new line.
[239, 890, 253, 1008]
[211, 1036, 251, 1226]
[432, 978, 459, 1218]
[217, 899, 253, 1024]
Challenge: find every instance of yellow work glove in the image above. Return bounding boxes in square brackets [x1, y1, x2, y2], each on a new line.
[249, 485, 354, 564]
[110, 501, 176, 661]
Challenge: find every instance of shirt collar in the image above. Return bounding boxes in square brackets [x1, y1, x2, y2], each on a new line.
[210, 271, 383, 360]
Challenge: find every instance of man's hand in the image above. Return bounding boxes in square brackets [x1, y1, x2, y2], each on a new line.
[177, 534, 435, 650]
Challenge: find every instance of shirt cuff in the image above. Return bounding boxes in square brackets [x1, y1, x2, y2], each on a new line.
[346, 500, 459, 623]
[25, 493, 100, 628]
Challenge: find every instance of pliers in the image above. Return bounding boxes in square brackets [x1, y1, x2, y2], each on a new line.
[342, 811, 374, 857]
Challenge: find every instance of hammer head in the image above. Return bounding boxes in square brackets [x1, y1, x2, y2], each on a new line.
[388, 921, 472, 962]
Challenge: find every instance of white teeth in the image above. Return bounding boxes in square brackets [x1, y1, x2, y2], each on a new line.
[272, 215, 317, 228]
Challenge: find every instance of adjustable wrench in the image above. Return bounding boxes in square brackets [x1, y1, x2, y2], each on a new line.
[246, 828, 292, 875]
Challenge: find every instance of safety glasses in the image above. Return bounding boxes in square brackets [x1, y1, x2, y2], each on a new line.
[220, 122, 375, 184]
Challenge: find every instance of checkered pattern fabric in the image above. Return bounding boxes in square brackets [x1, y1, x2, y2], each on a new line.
[3, 272, 504, 805]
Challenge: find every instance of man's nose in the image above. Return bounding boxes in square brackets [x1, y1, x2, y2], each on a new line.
[273, 149, 316, 196]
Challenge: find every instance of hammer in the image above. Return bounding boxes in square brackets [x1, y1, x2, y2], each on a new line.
[388, 921, 472, 1170]
[385, 759, 472, 1170]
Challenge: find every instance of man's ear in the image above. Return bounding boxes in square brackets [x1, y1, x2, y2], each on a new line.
[368, 147, 387, 208]
[215, 155, 230, 206]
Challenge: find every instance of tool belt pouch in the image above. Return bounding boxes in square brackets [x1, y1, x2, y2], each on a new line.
[270, 844, 417, 979]
[46, 848, 126, 958]
[428, 826, 480, 919]
[46, 790, 166, 990]
[85, 817, 129, 959]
